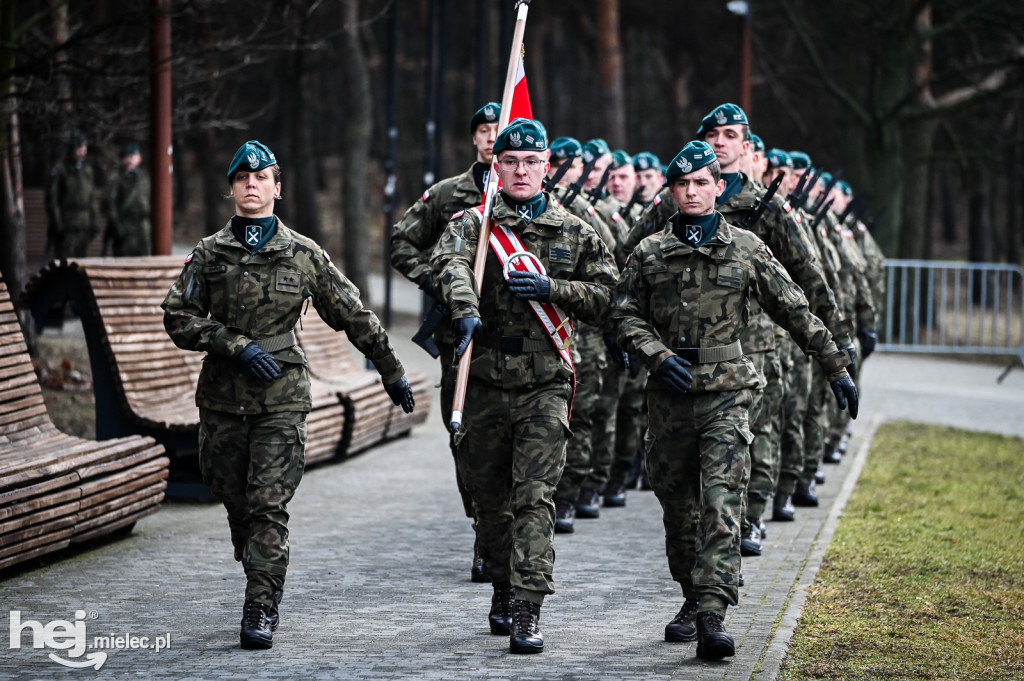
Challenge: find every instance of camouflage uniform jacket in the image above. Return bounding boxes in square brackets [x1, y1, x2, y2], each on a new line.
[431, 193, 618, 390]
[163, 218, 404, 414]
[853, 220, 886, 314]
[46, 159, 99, 233]
[623, 188, 674, 255]
[826, 212, 877, 330]
[614, 213, 849, 394]
[391, 163, 483, 290]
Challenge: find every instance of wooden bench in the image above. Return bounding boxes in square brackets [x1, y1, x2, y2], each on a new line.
[24, 256, 429, 486]
[0, 276, 169, 571]
[23, 257, 349, 483]
[294, 309, 432, 453]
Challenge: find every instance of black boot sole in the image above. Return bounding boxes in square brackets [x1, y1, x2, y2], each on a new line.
[240, 632, 273, 650]
[665, 628, 697, 642]
[509, 638, 543, 654]
[696, 636, 735, 659]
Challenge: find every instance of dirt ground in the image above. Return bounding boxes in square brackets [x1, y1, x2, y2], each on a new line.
[32, 324, 96, 439]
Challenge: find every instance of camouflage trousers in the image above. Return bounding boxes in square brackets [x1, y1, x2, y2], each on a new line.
[55, 227, 95, 259]
[745, 349, 786, 522]
[456, 379, 572, 603]
[198, 408, 307, 607]
[586, 360, 626, 491]
[644, 382, 752, 616]
[440, 342, 475, 519]
[558, 331, 606, 502]
[802, 361, 831, 484]
[612, 369, 647, 483]
[779, 341, 812, 496]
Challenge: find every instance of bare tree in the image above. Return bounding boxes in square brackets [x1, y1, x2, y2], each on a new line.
[596, 0, 626, 149]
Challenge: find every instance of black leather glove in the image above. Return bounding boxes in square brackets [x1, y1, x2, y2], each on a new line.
[451, 316, 482, 359]
[506, 271, 551, 302]
[655, 355, 693, 395]
[603, 332, 629, 370]
[841, 343, 858, 379]
[384, 376, 415, 414]
[419, 277, 442, 303]
[829, 373, 859, 419]
[858, 327, 878, 360]
[236, 343, 281, 383]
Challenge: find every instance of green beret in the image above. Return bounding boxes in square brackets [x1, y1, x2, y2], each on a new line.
[695, 102, 748, 138]
[227, 140, 277, 182]
[749, 133, 765, 153]
[469, 102, 501, 134]
[819, 171, 833, 185]
[633, 152, 662, 172]
[120, 142, 140, 158]
[788, 151, 812, 170]
[581, 138, 611, 164]
[766, 148, 792, 169]
[664, 141, 717, 185]
[837, 180, 853, 196]
[550, 137, 582, 162]
[68, 131, 87, 148]
[610, 150, 633, 169]
[493, 117, 547, 155]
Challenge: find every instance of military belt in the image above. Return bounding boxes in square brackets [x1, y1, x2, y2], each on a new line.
[671, 339, 742, 364]
[476, 332, 551, 354]
[255, 330, 297, 353]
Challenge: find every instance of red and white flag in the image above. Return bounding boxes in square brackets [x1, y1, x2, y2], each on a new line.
[508, 53, 532, 121]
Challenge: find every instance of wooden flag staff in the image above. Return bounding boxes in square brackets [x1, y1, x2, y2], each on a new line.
[449, 0, 532, 433]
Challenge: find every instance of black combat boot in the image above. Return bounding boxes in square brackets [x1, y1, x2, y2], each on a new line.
[695, 611, 735, 660]
[554, 498, 576, 534]
[740, 518, 762, 557]
[664, 599, 699, 642]
[772, 492, 796, 521]
[602, 478, 627, 507]
[575, 487, 600, 519]
[267, 590, 283, 632]
[240, 600, 273, 649]
[471, 548, 491, 583]
[488, 582, 514, 635]
[822, 444, 842, 465]
[793, 480, 819, 507]
[509, 599, 543, 654]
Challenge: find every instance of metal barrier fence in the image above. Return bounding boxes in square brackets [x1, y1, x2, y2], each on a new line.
[879, 259, 1024, 382]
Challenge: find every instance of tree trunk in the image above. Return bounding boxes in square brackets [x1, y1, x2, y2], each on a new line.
[286, 4, 323, 242]
[595, 0, 626, 149]
[0, 0, 28, 315]
[339, 0, 371, 294]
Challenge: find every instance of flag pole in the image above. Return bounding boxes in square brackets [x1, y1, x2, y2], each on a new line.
[450, 0, 532, 434]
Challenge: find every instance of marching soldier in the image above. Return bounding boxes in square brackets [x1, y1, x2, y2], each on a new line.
[391, 102, 501, 582]
[163, 140, 415, 650]
[613, 140, 858, 660]
[431, 118, 617, 654]
[105, 143, 152, 256]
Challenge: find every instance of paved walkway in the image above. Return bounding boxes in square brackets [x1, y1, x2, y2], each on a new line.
[3, 294, 1023, 679]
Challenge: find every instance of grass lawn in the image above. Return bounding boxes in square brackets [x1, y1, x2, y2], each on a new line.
[779, 422, 1024, 681]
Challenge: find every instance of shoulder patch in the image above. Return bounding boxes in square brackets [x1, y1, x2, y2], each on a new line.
[653, 194, 662, 205]
[612, 212, 622, 223]
[765, 244, 774, 258]
[422, 190, 430, 202]
[184, 250, 194, 264]
[587, 206, 596, 216]
[782, 201, 792, 213]
[794, 213, 802, 224]
[322, 248, 332, 261]
[452, 210, 465, 219]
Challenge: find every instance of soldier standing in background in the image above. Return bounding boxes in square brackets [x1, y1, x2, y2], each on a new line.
[614, 140, 858, 660]
[432, 119, 617, 654]
[46, 132, 100, 259]
[163, 140, 415, 650]
[105, 143, 152, 256]
[391, 102, 501, 582]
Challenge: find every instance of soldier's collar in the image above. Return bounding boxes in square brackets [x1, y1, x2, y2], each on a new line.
[661, 212, 733, 252]
[214, 217, 293, 257]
